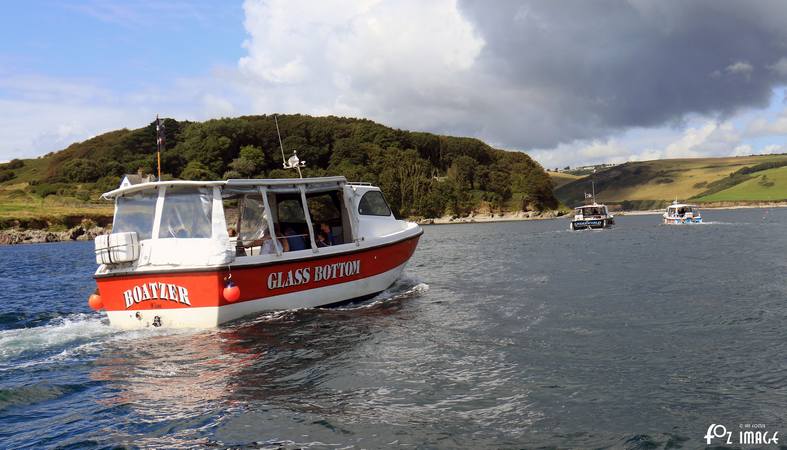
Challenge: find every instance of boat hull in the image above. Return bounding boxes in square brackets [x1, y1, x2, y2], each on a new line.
[571, 218, 614, 230]
[663, 217, 702, 224]
[95, 233, 421, 328]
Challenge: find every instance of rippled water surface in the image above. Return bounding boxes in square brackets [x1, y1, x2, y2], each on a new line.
[2, 208, 787, 448]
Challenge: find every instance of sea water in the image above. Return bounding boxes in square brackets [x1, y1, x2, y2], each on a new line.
[1, 208, 786, 448]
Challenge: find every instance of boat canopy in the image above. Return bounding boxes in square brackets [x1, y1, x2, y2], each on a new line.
[666, 204, 699, 214]
[100, 176, 348, 199]
[575, 204, 608, 215]
[667, 203, 698, 210]
[99, 176, 373, 269]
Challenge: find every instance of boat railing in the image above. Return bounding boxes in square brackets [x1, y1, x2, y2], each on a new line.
[347, 181, 372, 186]
[231, 233, 313, 256]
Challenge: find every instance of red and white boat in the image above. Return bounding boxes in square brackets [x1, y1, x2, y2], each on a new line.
[90, 176, 422, 328]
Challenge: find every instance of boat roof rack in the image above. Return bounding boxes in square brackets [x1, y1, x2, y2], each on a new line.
[101, 176, 349, 199]
[347, 181, 372, 186]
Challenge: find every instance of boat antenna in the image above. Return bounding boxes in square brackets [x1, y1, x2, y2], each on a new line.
[155, 115, 164, 181]
[591, 168, 596, 204]
[275, 114, 286, 168]
[274, 114, 306, 178]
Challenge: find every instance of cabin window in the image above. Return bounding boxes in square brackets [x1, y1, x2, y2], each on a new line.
[113, 191, 157, 240]
[307, 191, 346, 246]
[276, 195, 310, 251]
[238, 195, 268, 244]
[581, 207, 600, 216]
[358, 191, 392, 216]
[158, 187, 213, 239]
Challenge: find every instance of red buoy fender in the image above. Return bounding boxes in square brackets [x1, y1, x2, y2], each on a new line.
[88, 293, 104, 310]
[223, 281, 241, 303]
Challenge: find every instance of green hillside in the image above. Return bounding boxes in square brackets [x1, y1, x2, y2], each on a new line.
[0, 114, 558, 228]
[555, 154, 787, 208]
[548, 171, 582, 189]
[695, 165, 787, 202]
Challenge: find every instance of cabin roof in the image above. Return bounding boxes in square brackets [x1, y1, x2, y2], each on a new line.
[120, 174, 156, 185]
[101, 176, 349, 199]
[574, 203, 607, 210]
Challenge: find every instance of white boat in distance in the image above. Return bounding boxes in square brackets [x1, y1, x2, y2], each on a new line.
[569, 177, 614, 230]
[663, 200, 702, 224]
[90, 177, 422, 329]
[570, 203, 615, 230]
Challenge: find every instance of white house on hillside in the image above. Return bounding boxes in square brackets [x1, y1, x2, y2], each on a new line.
[119, 172, 156, 188]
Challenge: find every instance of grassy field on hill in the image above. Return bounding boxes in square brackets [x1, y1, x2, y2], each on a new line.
[695, 165, 787, 202]
[548, 171, 582, 189]
[555, 154, 787, 208]
[0, 192, 113, 229]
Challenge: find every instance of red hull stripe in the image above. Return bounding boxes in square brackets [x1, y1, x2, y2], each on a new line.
[96, 234, 420, 311]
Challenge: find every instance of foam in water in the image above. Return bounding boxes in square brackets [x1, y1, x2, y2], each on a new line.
[0, 312, 197, 367]
[336, 276, 429, 310]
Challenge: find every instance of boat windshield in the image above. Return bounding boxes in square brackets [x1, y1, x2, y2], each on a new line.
[158, 187, 213, 239]
[238, 194, 269, 244]
[579, 206, 605, 216]
[668, 206, 695, 216]
[113, 191, 158, 239]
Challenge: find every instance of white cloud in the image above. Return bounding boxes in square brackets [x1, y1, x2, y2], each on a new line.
[530, 119, 751, 168]
[237, 0, 484, 127]
[578, 140, 630, 161]
[663, 121, 740, 158]
[746, 112, 787, 136]
[725, 61, 754, 78]
[201, 93, 235, 117]
[0, 72, 242, 161]
[732, 144, 753, 156]
[769, 57, 787, 76]
[0, 99, 145, 161]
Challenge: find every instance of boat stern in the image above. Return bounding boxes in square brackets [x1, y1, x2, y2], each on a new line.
[96, 271, 225, 329]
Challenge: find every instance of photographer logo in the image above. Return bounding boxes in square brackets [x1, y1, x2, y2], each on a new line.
[704, 423, 779, 446]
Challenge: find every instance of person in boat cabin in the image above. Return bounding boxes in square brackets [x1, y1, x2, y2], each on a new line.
[319, 222, 335, 245]
[284, 226, 307, 251]
[246, 223, 289, 254]
[316, 230, 331, 248]
[266, 223, 289, 253]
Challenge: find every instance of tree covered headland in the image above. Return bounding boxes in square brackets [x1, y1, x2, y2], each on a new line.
[26, 115, 558, 217]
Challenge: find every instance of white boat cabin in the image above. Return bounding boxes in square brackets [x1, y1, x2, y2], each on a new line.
[95, 177, 412, 273]
[573, 204, 611, 219]
[665, 203, 699, 218]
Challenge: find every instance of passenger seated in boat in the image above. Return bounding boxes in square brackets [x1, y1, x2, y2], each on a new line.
[319, 222, 335, 246]
[249, 223, 289, 254]
[284, 226, 307, 251]
[316, 230, 331, 248]
[227, 227, 237, 237]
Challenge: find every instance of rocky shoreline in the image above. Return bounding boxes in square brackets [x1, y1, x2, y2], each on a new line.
[0, 223, 109, 245]
[416, 210, 565, 225]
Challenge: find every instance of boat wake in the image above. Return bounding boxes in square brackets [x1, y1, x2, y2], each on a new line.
[696, 221, 746, 226]
[337, 276, 429, 310]
[0, 312, 194, 369]
[0, 278, 430, 366]
[663, 221, 743, 226]
[0, 313, 110, 364]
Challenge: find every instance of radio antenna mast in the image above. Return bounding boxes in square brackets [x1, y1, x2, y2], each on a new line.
[155, 115, 164, 180]
[274, 114, 306, 178]
[275, 115, 286, 167]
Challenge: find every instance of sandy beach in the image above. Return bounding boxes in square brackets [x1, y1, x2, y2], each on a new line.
[417, 201, 787, 225]
[416, 210, 565, 225]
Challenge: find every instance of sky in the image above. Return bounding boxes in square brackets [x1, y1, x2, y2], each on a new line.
[2, 0, 787, 169]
